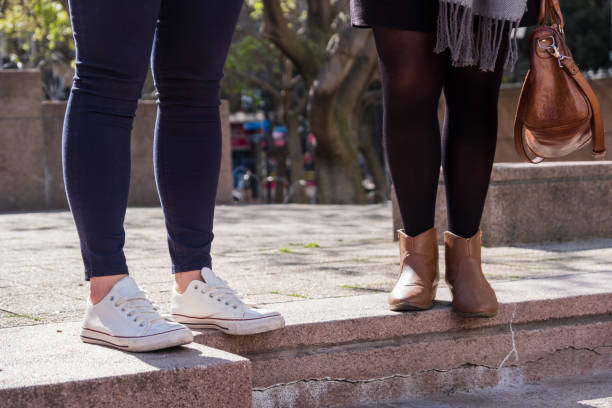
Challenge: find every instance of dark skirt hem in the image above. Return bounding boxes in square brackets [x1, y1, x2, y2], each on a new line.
[350, 0, 539, 32]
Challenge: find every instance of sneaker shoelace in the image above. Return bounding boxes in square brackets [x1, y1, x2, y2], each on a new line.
[113, 292, 166, 328]
[199, 279, 245, 310]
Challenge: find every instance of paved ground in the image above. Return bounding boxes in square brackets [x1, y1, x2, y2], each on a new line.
[1, 203, 611, 328]
[363, 371, 612, 408]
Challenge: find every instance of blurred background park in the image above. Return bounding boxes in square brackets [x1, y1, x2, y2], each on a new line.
[1, 0, 611, 210]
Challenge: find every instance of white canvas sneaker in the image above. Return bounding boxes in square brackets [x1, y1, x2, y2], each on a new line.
[171, 267, 285, 335]
[81, 276, 193, 352]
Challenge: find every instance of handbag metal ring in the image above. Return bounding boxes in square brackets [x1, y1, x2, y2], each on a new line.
[537, 35, 568, 67]
[537, 35, 556, 50]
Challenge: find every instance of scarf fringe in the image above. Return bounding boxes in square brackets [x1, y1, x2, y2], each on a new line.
[435, 1, 520, 72]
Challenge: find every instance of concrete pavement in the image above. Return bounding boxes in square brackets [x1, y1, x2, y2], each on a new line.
[1, 203, 611, 328]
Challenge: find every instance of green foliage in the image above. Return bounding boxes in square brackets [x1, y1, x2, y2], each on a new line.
[0, 0, 73, 66]
[303, 242, 320, 248]
[222, 1, 303, 111]
[563, 0, 611, 71]
[247, 0, 299, 20]
[227, 36, 276, 77]
[224, 34, 283, 109]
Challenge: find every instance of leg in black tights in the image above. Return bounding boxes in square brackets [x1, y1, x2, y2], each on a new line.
[374, 27, 506, 238]
[373, 27, 444, 237]
[441, 35, 508, 238]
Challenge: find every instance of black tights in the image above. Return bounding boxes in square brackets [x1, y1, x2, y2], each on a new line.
[374, 28, 506, 238]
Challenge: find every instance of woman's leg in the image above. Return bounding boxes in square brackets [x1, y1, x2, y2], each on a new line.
[65, 1, 194, 352]
[153, 1, 284, 336]
[374, 28, 445, 312]
[151, 0, 243, 288]
[441, 38, 508, 238]
[373, 27, 445, 236]
[440, 36, 508, 318]
[63, 0, 161, 290]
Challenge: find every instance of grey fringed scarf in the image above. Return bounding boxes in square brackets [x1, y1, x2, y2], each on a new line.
[435, 0, 528, 71]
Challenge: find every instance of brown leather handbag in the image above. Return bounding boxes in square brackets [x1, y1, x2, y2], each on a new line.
[514, 0, 606, 163]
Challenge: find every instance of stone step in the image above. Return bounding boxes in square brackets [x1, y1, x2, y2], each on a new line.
[191, 271, 612, 408]
[1, 272, 610, 408]
[0, 324, 252, 408]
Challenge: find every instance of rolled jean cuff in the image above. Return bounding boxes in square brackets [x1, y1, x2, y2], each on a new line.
[172, 255, 212, 274]
[84, 264, 129, 281]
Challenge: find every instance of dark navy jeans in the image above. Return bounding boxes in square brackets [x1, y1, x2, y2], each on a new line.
[63, 0, 243, 280]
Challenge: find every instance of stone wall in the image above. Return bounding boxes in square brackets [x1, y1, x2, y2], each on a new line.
[393, 161, 612, 245]
[0, 70, 46, 211]
[0, 70, 233, 211]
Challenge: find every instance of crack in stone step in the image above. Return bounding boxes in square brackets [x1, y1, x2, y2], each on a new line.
[252, 344, 612, 393]
[498, 303, 519, 369]
[244, 313, 612, 362]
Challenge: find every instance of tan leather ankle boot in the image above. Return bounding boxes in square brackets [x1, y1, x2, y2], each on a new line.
[388, 227, 439, 311]
[444, 230, 498, 318]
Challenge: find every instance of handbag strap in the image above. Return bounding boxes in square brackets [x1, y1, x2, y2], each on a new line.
[538, 0, 565, 33]
[559, 57, 607, 157]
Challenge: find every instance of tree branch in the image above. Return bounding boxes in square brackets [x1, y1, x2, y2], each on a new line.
[294, 91, 309, 115]
[234, 2, 262, 38]
[261, 0, 319, 84]
[338, 36, 378, 108]
[306, 0, 331, 32]
[226, 67, 281, 101]
[57, 0, 69, 12]
[312, 28, 372, 97]
[288, 75, 302, 89]
[330, 0, 350, 21]
[1, 0, 10, 13]
[361, 89, 382, 107]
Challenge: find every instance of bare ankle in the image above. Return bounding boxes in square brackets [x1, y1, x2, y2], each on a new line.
[89, 274, 128, 304]
[174, 269, 204, 294]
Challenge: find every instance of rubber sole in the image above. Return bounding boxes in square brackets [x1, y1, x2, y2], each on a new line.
[80, 327, 193, 352]
[388, 286, 437, 312]
[173, 314, 285, 335]
[389, 301, 434, 312]
[453, 310, 498, 318]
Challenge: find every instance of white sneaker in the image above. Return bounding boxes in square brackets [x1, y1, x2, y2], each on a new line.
[171, 267, 285, 335]
[81, 276, 193, 352]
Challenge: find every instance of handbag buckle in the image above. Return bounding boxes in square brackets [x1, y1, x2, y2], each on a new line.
[537, 36, 569, 68]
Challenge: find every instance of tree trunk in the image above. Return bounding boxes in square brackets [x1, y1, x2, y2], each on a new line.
[309, 33, 378, 204]
[285, 113, 309, 203]
[310, 93, 366, 204]
[314, 153, 365, 204]
[260, 3, 376, 203]
[274, 148, 287, 203]
[358, 113, 389, 202]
